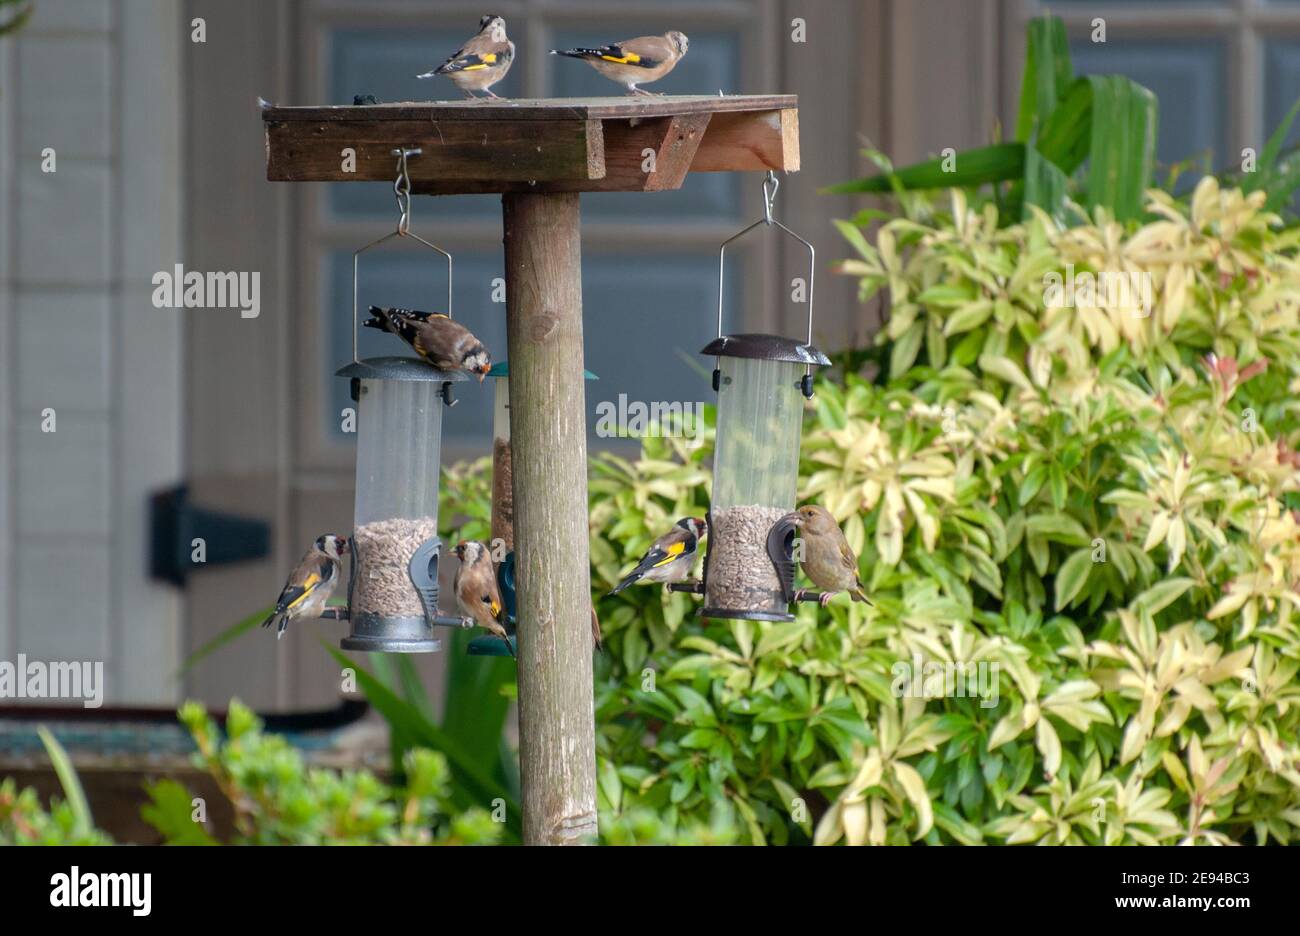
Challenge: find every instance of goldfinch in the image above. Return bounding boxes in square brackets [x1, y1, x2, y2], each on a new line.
[453, 540, 512, 653]
[550, 32, 689, 95]
[364, 305, 491, 381]
[417, 14, 514, 99]
[609, 517, 706, 595]
[262, 534, 350, 639]
[787, 505, 872, 607]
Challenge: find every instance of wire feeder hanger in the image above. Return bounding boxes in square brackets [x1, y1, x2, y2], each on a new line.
[350, 147, 455, 366]
[713, 170, 818, 399]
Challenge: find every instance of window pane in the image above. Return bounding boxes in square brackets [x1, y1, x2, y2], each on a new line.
[1265, 41, 1300, 150]
[1070, 39, 1227, 175]
[582, 249, 738, 432]
[549, 26, 741, 220]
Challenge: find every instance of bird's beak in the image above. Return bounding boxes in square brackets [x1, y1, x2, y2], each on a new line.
[338, 537, 351, 554]
[780, 512, 803, 527]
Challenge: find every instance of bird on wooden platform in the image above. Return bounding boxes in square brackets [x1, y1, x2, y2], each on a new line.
[261, 535, 350, 639]
[550, 32, 689, 96]
[609, 517, 707, 595]
[786, 505, 872, 608]
[453, 541, 512, 655]
[417, 14, 515, 99]
[364, 306, 492, 381]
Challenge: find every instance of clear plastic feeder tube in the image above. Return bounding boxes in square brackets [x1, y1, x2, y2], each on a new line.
[351, 376, 443, 623]
[704, 355, 805, 619]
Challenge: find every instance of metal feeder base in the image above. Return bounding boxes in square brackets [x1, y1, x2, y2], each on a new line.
[341, 613, 442, 654]
[698, 606, 795, 623]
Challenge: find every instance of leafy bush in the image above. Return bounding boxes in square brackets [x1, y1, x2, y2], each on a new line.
[142, 700, 502, 845]
[438, 177, 1300, 844]
[0, 728, 111, 845]
[0, 779, 112, 845]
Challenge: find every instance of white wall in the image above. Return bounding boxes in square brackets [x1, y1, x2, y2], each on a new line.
[0, 0, 183, 705]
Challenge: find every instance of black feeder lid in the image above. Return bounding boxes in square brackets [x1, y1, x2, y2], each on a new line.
[700, 333, 831, 366]
[336, 356, 471, 382]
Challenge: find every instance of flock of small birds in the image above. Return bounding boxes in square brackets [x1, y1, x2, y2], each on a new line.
[265, 507, 871, 650]
[416, 14, 690, 99]
[261, 16, 867, 650]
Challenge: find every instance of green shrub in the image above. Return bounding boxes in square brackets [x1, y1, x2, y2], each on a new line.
[0, 778, 112, 845]
[0, 727, 112, 845]
[443, 178, 1300, 844]
[141, 700, 502, 845]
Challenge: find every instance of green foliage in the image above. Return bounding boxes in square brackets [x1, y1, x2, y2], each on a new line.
[0, 779, 112, 845]
[600, 804, 742, 845]
[322, 643, 522, 841]
[440, 178, 1300, 845]
[141, 700, 503, 845]
[140, 779, 219, 845]
[0, 728, 112, 845]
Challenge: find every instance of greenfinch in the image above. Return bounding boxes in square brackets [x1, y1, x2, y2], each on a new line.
[788, 505, 871, 607]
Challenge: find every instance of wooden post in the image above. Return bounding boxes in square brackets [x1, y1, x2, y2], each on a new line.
[502, 192, 596, 845]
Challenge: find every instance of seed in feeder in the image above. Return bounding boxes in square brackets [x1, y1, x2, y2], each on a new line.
[351, 516, 440, 619]
[492, 437, 514, 552]
[705, 504, 789, 613]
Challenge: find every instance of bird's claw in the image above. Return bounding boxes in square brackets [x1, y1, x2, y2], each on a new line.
[819, 592, 834, 608]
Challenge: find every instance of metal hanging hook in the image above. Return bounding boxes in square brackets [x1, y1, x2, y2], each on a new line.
[715, 171, 815, 345]
[349, 147, 453, 365]
[712, 169, 818, 397]
[762, 170, 778, 225]
[392, 147, 421, 236]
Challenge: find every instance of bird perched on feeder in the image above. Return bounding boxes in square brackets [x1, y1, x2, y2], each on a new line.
[417, 14, 514, 99]
[550, 31, 689, 96]
[364, 306, 492, 381]
[786, 505, 872, 607]
[453, 540, 512, 654]
[261, 534, 350, 639]
[609, 517, 707, 595]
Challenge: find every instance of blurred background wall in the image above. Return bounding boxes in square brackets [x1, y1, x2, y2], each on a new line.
[0, 0, 183, 706]
[2, 0, 1287, 712]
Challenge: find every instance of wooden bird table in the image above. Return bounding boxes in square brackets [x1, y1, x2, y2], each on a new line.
[261, 94, 800, 845]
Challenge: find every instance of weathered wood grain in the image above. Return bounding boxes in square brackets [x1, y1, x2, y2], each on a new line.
[503, 192, 597, 846]
[691, 108, 800, 173]
[408, 113, 711, 195]
[262, 95, 799, 193]
[265, 118, 604, 182]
